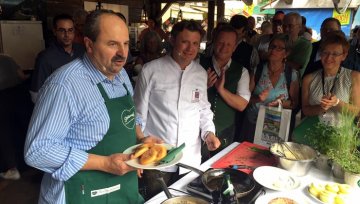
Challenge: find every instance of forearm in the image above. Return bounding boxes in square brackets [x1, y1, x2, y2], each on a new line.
[249, 95, 262, 104]
[81, 154, 109, 172]
[136, 125, 145, 142]
[218, 88, 248, 111]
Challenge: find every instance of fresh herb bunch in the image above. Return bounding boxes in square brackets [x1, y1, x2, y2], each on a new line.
[327, 111, 360, 174]
[304, 121, 338, 155]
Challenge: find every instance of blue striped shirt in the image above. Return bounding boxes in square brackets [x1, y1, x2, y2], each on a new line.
[24, 54, 140, 204]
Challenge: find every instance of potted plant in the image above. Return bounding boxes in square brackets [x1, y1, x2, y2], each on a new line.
[303, 120, 338, 171]
[327, 111, 360, 187]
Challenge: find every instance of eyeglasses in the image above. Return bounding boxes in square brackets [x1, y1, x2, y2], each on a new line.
[56, 28, 74, 34]
[320, 51, 343, 58]
[268, 45, 286, 51]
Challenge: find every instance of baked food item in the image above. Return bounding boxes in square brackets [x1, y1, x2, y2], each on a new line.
[268, 197, 296, 204]
[133, 143, 154, 158]
[151, 144, 167, 161]
[139, 148, 158, 165]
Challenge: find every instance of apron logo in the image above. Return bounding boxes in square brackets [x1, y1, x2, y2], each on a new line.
[121, 106, 135, 129]
[90, 184, 121, 197]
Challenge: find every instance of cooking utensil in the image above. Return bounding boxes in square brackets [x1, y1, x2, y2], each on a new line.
[282, 142, 301, 160]
[229, 165, 256, 170]
[270, 142, 317, 176]
[177, 163, 256, 198]
[155, 174, 209, 204]
[159, 143, 185, 164]
[222, 174, 235, 196]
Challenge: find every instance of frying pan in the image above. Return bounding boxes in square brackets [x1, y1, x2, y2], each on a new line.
[155, 175, 210, 204]
[177, 163, 255, 198]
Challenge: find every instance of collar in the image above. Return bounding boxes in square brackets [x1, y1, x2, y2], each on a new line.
[167, 54, 194, 71]
[82, 54, 123, 85]
[211, 56, 232, 76]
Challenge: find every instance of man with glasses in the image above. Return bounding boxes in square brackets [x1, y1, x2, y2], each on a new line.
[283, 12, 312, 77]
[30, 14, 85, 103]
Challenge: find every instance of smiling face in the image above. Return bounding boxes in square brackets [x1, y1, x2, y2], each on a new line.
[171, 29, 201, 69]
[268, 39, 288, 62]
[213, 31, 237, 63]
[320, 44, 347, 71]
[84, 14, 129, 80]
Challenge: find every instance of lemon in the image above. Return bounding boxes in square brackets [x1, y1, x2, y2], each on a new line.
[319, 190, 337, 203]
[309, 183, 325, 197]
[334, 194, 347, 204]
[309, 186, 321, 197]
[338, 184, 352, 194]
[325, 183, 339, 193]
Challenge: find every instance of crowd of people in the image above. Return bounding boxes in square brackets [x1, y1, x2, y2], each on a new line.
[1, 8, 360, 204]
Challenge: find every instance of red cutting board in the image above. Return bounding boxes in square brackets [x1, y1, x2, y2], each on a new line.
[211, 142, 277, 174]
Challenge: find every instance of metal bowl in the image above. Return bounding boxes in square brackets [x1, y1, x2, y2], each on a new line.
[270, 142, 318, 176]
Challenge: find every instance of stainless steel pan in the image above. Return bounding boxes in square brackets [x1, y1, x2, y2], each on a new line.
[156, 176, 209, 204]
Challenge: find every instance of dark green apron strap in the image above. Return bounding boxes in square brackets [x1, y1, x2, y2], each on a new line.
[97, 83, 110, 101]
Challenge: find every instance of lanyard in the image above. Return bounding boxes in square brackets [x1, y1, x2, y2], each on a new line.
[322, 67, 341, 96]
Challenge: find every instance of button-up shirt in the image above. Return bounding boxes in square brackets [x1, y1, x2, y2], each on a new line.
[134, 55, 215, 173]
[24, 54, 139, 204]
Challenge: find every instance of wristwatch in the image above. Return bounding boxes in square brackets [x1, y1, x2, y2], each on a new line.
[333, 98, 340, 107]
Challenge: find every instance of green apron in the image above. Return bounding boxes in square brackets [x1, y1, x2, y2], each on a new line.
[64, 83, 143, 204]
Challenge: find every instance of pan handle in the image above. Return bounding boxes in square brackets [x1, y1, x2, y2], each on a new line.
[155, 174, 172, 199]
[177, 163, 205, 175]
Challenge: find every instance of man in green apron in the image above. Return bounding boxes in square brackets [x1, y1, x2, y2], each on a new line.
[24, 10, 160, 204]
[200, 25, 250, 159]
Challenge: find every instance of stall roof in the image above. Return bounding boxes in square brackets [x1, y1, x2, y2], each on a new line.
[263, 0, 360, 9]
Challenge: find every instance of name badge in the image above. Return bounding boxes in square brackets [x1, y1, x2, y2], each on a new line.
[192, 89, 200, 103]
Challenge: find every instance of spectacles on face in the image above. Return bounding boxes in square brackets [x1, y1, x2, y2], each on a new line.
[320, 51, 343, 58]
[56, 28, 74, 34]
[268, 45, 286, 52]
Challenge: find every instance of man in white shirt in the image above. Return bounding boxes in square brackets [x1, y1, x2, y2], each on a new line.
[134, 20, 221, 200]
[200, 24, 250, 159]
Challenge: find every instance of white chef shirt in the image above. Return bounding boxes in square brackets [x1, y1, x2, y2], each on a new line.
[211, 56, 251, 102]
[134, 55, 215, 173]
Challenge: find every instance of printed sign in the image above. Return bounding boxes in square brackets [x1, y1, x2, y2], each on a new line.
[333, 9, 351, 25]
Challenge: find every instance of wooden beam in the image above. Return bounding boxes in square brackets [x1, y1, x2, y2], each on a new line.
[207, 1, 215, 41]
[156, 3, 172, 19]
[216, 0, 224, 22]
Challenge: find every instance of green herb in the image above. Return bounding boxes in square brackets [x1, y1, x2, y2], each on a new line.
[304, 121, 337, 155]
[249, 147, 272, 157]
[326, 110, 360, 174]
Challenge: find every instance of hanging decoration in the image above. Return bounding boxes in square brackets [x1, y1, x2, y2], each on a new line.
[177, 9, 183, 22]
[95, 2, 102, 10]
[141, 3, 148, 23]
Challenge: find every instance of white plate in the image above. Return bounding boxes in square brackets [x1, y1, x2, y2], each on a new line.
[123, 143, 183, 170]
[253, 166, 301, 191]
[255, 193, 307, 204]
